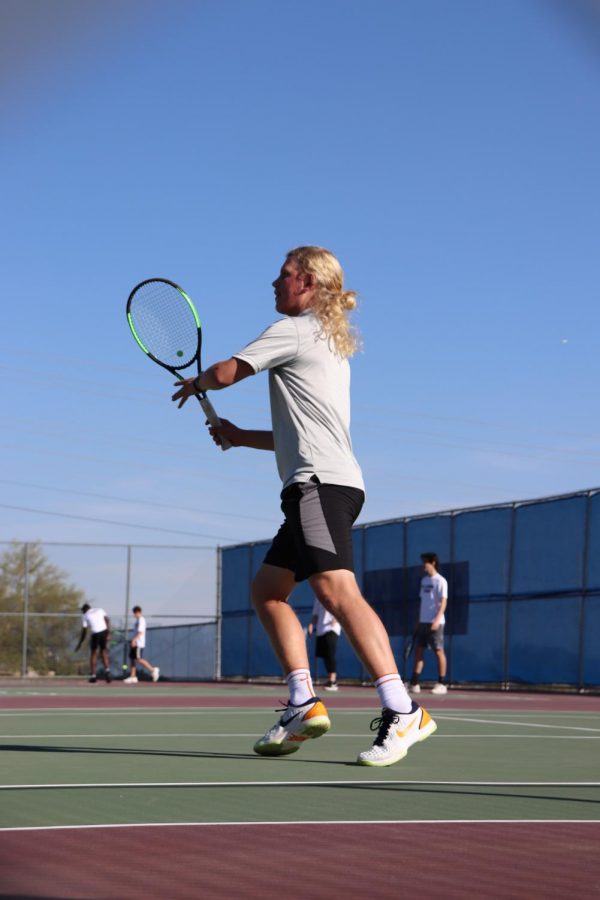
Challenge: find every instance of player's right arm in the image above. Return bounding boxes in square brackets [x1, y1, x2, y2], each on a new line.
[74, 627, 87, 652]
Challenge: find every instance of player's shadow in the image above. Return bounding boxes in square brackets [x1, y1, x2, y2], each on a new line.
[0, 743, 343, 764]
[0, 743, 259, 762]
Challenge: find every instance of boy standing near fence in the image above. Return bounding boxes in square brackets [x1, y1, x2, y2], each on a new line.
[409, 552, 448, 695]
[75, 603, 112, 684]
[123, 605, 160, 684]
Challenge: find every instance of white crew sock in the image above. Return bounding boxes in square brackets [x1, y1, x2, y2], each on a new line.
[374, 673, 412, 714]
[287, 668, 315, 706]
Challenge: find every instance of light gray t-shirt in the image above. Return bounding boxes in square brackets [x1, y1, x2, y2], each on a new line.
[234, 311, 365, 491]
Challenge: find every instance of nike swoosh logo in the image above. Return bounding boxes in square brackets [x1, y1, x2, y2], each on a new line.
[395, 718, 417, 738]
[281, 710, 303, 726]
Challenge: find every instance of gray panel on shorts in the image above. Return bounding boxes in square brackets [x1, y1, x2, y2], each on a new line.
[299, 483, 337, 554]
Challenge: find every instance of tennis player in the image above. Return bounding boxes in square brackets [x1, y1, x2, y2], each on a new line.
[172, 246, 437, 766]
[75, 603, 112, 684]
[307, 597, 341, 691]
[123, 605, 160, 684]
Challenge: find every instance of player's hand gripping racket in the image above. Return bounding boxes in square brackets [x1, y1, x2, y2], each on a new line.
[126, 278, 231, 450]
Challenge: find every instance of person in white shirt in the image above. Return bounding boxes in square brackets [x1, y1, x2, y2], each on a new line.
[171, 246, 436, 767]
[307, 597, 342, 691]
[409, 553, 449, 695]
[123, 605, 160, 684]
[75, 603, 112, 684]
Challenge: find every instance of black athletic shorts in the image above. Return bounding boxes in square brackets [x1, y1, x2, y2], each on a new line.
[90, 630, 108, 651]
[129, 645, 142, 662]
[315, 631, 339, 673]
[264, 476, 365, 582]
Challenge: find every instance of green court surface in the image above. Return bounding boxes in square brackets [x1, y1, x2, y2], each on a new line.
[1, 682, 598, 829]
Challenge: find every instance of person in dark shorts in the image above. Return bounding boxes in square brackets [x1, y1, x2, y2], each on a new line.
[123, 605, 160, 684]
[409, 552, 448, 695]
[307, 597, 341, 690]
[172, 246, 436, 766]
[74, 603, 112, 683]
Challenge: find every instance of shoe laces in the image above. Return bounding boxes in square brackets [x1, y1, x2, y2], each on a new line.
[275, 697, 318, 724]
[369, 708, 400, 746]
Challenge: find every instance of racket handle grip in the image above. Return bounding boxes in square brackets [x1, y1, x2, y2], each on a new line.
[197, 395, 232, 451]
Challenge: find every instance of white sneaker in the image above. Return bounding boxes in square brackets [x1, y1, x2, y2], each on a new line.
[431, 682, 448, 694]
[356, 703, 437, 767]
[123, 676, 138, 684]
[324, 682, 339, 692]
[253, 698, 331, 756]
[152, 667, 160, 682]
[409, 683, 421, 694]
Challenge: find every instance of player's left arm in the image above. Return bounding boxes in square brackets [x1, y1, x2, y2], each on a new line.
[172, 358, 254, 405]
[431, 593, 447, 631]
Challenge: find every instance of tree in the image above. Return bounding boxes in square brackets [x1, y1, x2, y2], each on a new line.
[0, 542, 89, 675]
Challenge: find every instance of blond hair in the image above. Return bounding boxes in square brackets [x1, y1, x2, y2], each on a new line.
[286, 245, 360, 358]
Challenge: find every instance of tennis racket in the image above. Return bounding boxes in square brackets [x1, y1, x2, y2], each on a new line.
[403, 629, 418, 663]
[126, 278, 231, 450]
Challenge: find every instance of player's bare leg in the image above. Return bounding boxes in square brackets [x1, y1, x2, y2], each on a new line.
[252, 563, 330, 756]
[252, 563, 309, 673]
[309, 569, 397, 680]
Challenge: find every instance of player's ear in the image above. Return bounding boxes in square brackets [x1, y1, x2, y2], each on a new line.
[302, 272, 317, 291]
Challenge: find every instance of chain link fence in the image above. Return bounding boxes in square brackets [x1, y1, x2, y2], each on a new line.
[0, 541, 219, 679]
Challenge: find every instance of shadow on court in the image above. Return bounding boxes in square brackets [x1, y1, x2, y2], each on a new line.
[0, 743, 348, 765]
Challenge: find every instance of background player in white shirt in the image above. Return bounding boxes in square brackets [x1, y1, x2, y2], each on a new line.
[123, 605, 160, 684]
[409, 552, 448, 695]
[75, 603, 111, 684]
[307, 597, 342, 691]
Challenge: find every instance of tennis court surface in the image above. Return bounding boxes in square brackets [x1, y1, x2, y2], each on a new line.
[1, 679, 598, 899]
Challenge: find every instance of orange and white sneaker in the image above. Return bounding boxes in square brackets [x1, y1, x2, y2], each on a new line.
[253, 697, 331, 756]
[356, 702, 437, 767]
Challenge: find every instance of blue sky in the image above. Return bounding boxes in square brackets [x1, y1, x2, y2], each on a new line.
[1, 0, 599, 606]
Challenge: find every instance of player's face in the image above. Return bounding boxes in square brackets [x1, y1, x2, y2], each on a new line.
[423, 562, 436, 576]
[272, 259, 313, 316]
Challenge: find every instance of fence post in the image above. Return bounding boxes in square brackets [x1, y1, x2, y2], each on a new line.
[577, 491, 592, 691]
[502, 504, 517, 688]
[21, 543, 30, 677]
[448, 513, 455, 685]
[123, 546, 132, 672]
[215, 546, 222, 680]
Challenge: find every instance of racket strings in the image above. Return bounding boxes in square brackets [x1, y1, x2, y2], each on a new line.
[129, 281, 199, 368]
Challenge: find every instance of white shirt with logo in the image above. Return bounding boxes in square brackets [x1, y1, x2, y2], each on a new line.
[419, 573, 448, 624]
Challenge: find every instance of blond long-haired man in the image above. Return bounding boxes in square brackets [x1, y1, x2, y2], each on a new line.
[172, 247, 436, 766]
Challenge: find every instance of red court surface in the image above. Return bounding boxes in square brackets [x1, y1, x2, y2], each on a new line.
[1, 684, 598, 899]
[1, 821, 599, 899]
[2, 682, 599, 711]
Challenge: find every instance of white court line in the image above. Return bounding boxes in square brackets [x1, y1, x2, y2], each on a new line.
[434, 715, 600, 732]
[1, 780, 598, 790]
[0, 707, 598, 717]
[1, 819, 598, 833]
[1, 733, 599, 740]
